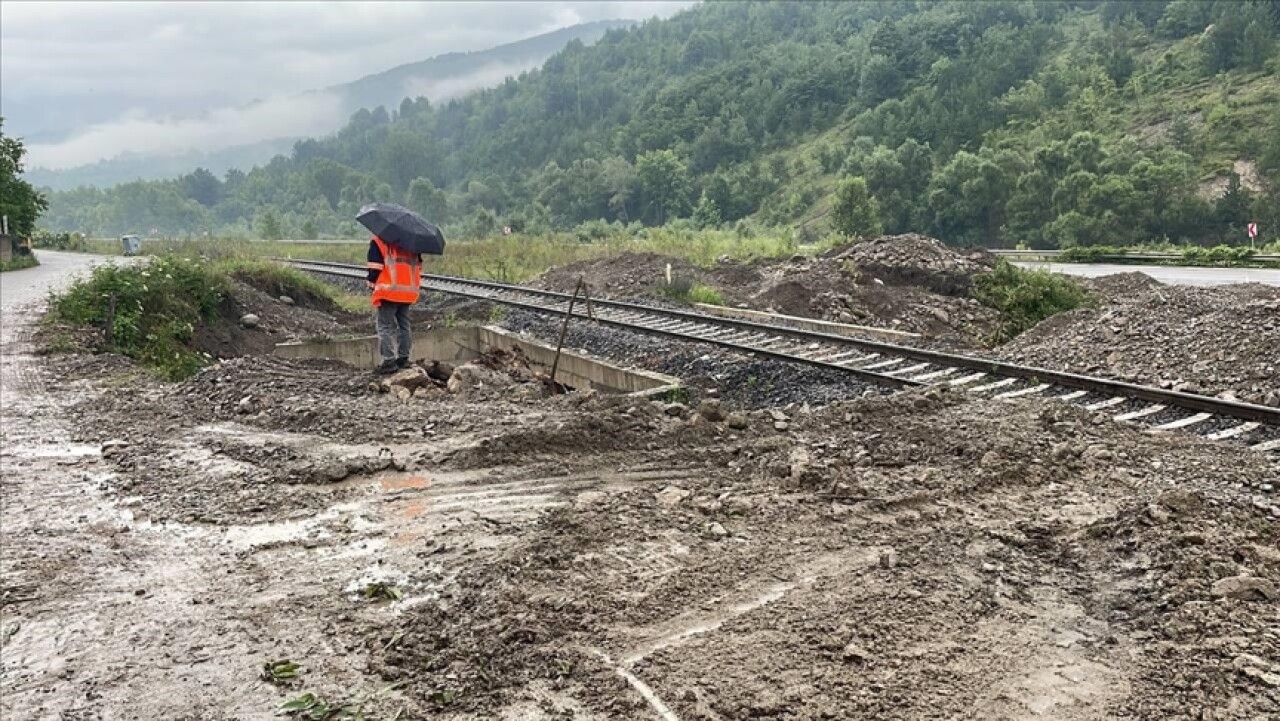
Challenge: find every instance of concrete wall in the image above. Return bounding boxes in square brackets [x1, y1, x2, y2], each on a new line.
[273, 324, 679, 395]
[273, 326, 479, 368]
[691, 302, 919, 341]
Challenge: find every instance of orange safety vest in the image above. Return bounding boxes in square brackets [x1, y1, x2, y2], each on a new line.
[368, 236, 422, 306]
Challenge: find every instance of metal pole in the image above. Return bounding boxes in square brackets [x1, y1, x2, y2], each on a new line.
[549, 279, 584, 387]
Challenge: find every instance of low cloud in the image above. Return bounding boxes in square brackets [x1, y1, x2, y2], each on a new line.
[27, 93, 348, 170]
[401, 59, 541, 103]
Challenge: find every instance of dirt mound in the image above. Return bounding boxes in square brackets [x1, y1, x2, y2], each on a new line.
[531, 237, 1002, 345]
[824, 233, 997, 295]
[999, 282, 1280, 404]
[535, 252, 709, 299]
[194, 279, 364, 359]
[746, 237, 1001, 344]
[1084, 271, 1166, 302]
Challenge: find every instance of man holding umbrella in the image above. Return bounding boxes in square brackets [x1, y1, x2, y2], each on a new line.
[356, 203, 446, 375]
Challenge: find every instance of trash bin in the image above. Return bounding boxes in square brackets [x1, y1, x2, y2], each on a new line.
[121, 235, 141, 256]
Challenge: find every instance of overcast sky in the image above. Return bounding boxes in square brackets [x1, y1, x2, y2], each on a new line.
[2, 1, 690, 103]
[1, 1, 693, 169]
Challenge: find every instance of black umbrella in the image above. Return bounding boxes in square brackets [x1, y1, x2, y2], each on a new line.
[356, 202, 446, 255]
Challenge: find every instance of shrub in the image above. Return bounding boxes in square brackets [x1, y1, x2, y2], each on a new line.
[973, 260, 1094, 343]
[687, 284, 725, 305]
[0, 255, 38, 272]
[50, 257, 228, 379]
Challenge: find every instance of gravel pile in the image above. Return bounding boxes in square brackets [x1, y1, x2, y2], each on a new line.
[502, 309, 889, 409]
[528, 235, 1004, 346]
[998, 279, 1280, 405]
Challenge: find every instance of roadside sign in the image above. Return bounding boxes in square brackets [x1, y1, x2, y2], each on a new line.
[503, 226, 512, 235]
[1248, 222, 1258, 238]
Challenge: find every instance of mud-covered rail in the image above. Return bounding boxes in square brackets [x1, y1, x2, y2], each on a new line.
[283, 258, 1280, 451]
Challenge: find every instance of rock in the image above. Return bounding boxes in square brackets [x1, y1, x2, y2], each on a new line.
[879, 549, 898, 569]
[663, 403, 688, 418]
[379, 367, 433, 394]
[726, 412, 749, 430]
[655, 486, 692, 508]
[842, 642, 870, 663]
[769, 409, 789, 422]
[698, 398, 725, 422]
[395, 387, 412, 403]
[774, 421, 789, 431]
[707, 522, 729, 538]
[278, 295, 294, 305]
[239, 314, 260, 329]
[788, 447, 812, 484]
[237, 396, 255, 414]
[1210, 575, 1276, 602]
[1233, 654, 1280, 687]
[446, 363, 509, 396]
[101, 440, 129, 458]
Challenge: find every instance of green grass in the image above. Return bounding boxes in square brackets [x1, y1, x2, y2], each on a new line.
[49, 256, 227, 380]
[973, 259, 1096, 343]
[65, 227, 830, 284]
[0, 255, 38, 272]
[46, 254, 363, 380]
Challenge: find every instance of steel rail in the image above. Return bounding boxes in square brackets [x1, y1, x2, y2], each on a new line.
[283, 259, 1280, 427]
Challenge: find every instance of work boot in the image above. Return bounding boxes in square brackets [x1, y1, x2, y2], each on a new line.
[374, 360, 398, 375]
[396, 357, 410, 369]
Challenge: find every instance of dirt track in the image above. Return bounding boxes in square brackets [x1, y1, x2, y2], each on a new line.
[2, 254, 1278, 720]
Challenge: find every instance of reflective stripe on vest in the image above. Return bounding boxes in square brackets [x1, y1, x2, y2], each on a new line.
[371, 236, 422, 306]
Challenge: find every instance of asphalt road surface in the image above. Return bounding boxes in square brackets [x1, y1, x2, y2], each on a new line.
[0, 249, 128, 308]
[1013, 261, 1280, 287]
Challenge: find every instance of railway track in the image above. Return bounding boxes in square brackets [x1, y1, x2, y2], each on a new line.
[284, 258, 1280, 454]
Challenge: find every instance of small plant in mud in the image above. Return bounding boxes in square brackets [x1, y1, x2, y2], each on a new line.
[49, 255, 227, 380]
[660, 386, 691, 405]
[487, 303, 508, 322]
[262, 659, 302, 686]
[279, 692, 361, 720]
[360, 582, 403, 602]
[280, 684, 404, 720]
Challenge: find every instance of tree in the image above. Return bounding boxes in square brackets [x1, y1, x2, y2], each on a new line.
[692, 191, 722, 229]
[1214, 172, 1253, 233]
[405, 177, 449, 223]
[635, 149, 690, 225]
[829, 177, 881, 238]
[300, 219, 318, 240]
[1241, 18, 1277, 71]
[0, 118, 48, 237]
[257, 210, 283, 240]
[181, 167, 222, 207]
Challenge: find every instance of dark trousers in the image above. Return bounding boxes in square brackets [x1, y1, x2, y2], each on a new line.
[375, 301, 412, 363]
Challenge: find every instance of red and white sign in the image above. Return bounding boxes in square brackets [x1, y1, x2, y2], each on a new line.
[1247, 222, 1258, 239]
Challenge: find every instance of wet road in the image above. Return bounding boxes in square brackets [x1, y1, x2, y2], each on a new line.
[0, 250, 126, 308]
[1013, 261, 1280, 287]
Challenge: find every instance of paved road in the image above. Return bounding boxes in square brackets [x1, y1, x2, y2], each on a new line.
[1013, 261, 1280, 287]
[0, 249, 126, 308]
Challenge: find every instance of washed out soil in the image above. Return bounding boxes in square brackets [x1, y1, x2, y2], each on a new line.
[8, 256, 1278, 721]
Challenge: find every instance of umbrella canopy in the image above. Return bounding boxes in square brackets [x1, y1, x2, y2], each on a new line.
[356, 203, 446, 255]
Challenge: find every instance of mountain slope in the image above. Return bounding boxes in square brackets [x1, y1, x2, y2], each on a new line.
[38, 1, 1280, 247]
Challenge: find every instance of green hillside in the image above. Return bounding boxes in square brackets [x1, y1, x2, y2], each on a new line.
[38, 1, 1280, 248]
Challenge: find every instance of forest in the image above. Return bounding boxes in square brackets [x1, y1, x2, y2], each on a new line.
[33, 0, 1280, 249]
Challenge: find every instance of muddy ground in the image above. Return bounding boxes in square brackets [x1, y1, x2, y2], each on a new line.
[2, 253, 1278, 720]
